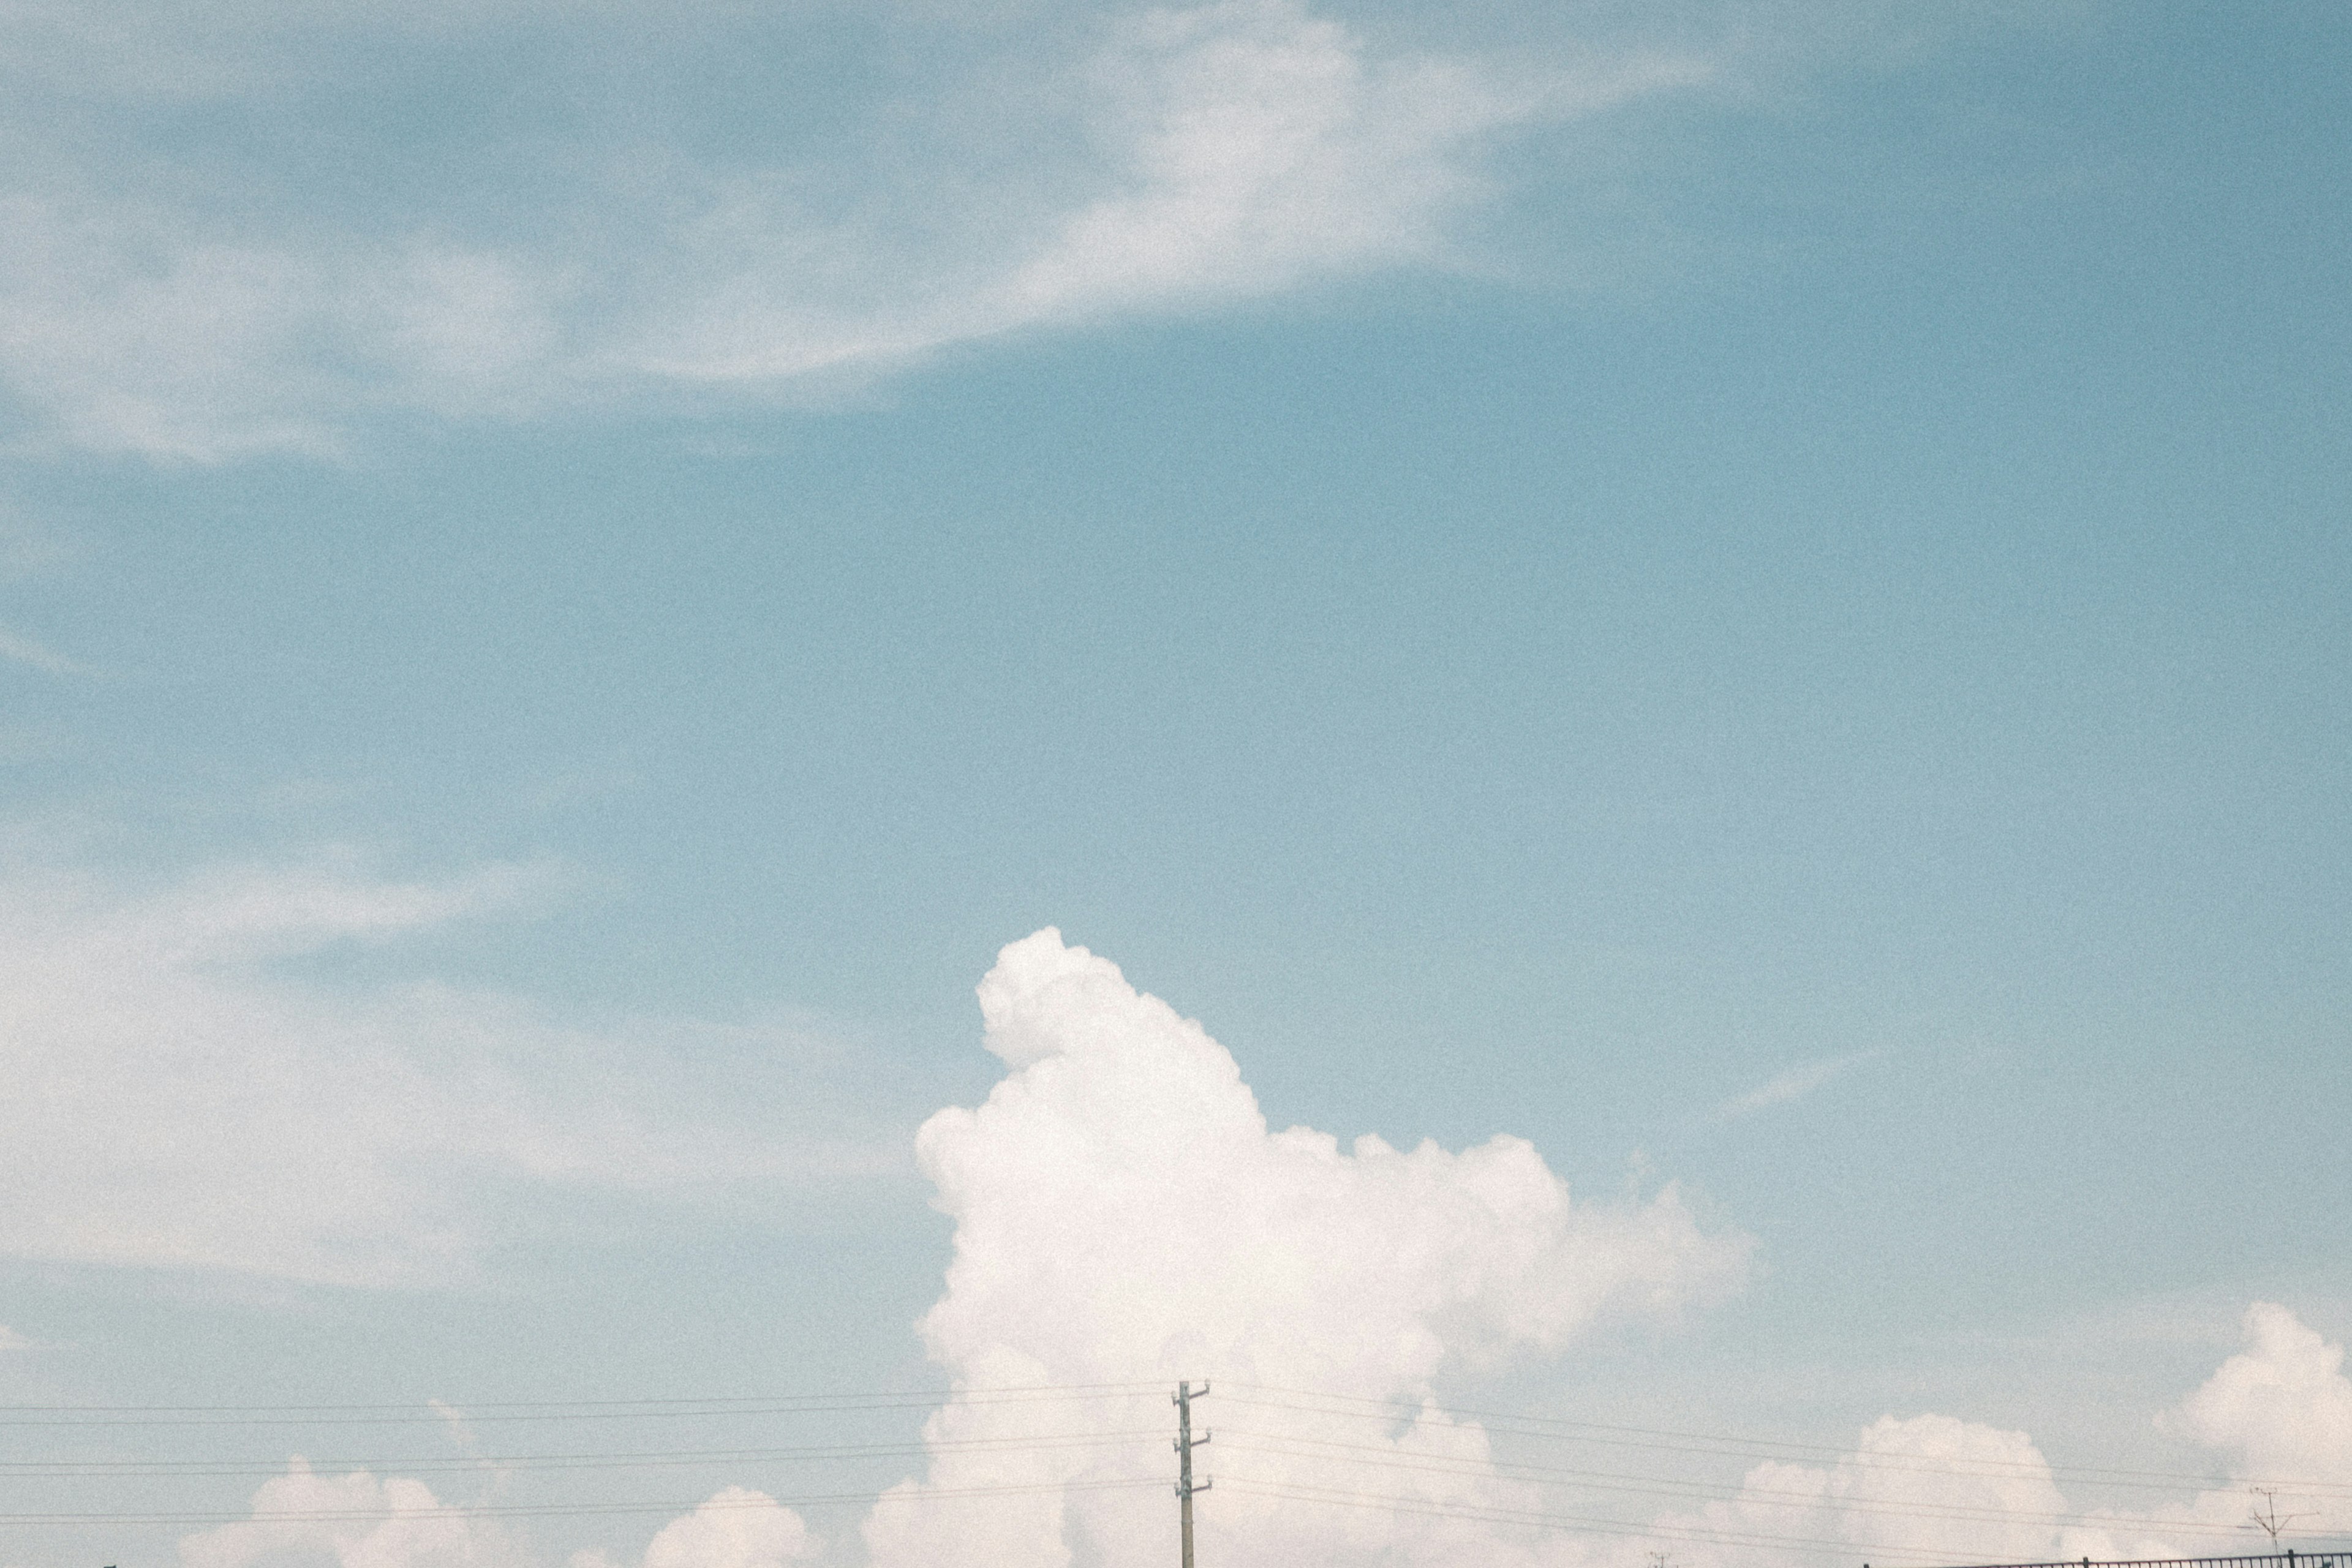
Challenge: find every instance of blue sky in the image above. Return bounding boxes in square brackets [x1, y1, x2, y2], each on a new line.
[2, 5, 2348, 1568]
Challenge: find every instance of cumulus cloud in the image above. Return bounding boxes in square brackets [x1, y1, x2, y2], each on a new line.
[2157, 1302, 2352, 1540]
[861, 927, 1751, 1568]
[1664, 1303, 2352, 1568]
[640, 1487, 820, 1568]
[0, 845, 896, 1288]
[0, 0, 1711, 459]
[181, 1466, 529, 1568]
[158, 1305, 2352, 1568]
[181, 1471, 815, 1568]
[1672, 1414, 2103, 1567]
[127, 918, 2351, 1568]
[2174, 1302, 2352, 1486]
[851, 929, 2348, 1568]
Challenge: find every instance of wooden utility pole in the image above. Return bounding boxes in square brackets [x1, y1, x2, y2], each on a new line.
[1174, 1381, 1212, 1568]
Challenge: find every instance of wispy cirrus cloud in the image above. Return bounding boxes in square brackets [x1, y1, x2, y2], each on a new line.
[0, 840, 904, 1289]
[1713, 1049, 1880, 1121]
[0, 0, 1714, 461]
[0, 625, 83, 676]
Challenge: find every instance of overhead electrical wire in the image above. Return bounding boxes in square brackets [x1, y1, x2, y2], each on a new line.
[1213, 1475, 1983, 1567]
[0, 1428, 1166, 1479]
[0, 1381, 1164, 1415]
[1212, 1430, 2304, 1542]
[0, 1476, 1165, 1528]
[1219, 1385, 2352, 1499]
[0, 1382, 1168, 1430]
[10, 1374, 2342, 1496]
[1219, 1474, 2352, 1567]
[12, 1376, 2346, 1549]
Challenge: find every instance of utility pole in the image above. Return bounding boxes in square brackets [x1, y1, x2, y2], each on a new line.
[1174, 1380, 1212, 1568]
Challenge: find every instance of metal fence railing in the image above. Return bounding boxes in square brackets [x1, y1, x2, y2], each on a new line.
[1934, 1553, 2351, 1568]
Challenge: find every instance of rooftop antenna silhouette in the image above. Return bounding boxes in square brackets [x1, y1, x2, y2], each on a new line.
[2247, 1485, 2315, 1545]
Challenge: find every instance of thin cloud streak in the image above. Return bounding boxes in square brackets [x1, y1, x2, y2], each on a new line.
[1713, 1050, 1880, 1121]
[0, 0, 1716, 461]
[0, 842, 907, 1289]
[0, 624, 84, 675]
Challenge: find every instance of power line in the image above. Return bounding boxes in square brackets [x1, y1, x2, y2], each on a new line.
[1221, 1473, 2348, 1567]
[1213, 1474, 1973, 1566]
[1211, 1431, 2313, 1542]
[0, 1428, 1164, 1479]
[0, 1384, 1169, 1430]
[18, 1373, 2346, 1556]
[0, 1476, 1166, 1527]
[22, 1433, 2337, 1549]
[1218, 1387, 2352, 1499]
[0, 1381, 1163, 1416]
[19, 1376, 2341, 1499]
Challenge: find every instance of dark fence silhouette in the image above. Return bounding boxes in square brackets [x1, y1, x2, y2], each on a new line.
[1931, 1553, 2350, 1568]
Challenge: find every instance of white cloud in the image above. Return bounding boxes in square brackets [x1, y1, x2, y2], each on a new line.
[0, 1324, 27, 1350]
[861, 927, 1751, 1568]
[0, 624, 83, 675]
[1713, 1050, 1876, 1120]
[127, 903, 2352, 1568]
[1664, 1303, 2352, 1567]
[0, 0, 1712, 459]
[639, 2, 1701, 383]
[2160, 1302, 2352, 1538]
[153, 1308, 2352, 1568]
[642, 1487, 819, 1568]
[850, 940, 2348, 1568]
[0, 845, 898, 1288]
[2173, 1302, 2352, 1481]
[181, 1465, 530, 1568]
[0, 197, 566, 460]
[185, 1472, 813, 1568]
[1674, 1414, 2102, 1567]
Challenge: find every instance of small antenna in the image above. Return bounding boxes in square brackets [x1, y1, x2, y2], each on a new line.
[2247, 1485, 2315, 1544]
